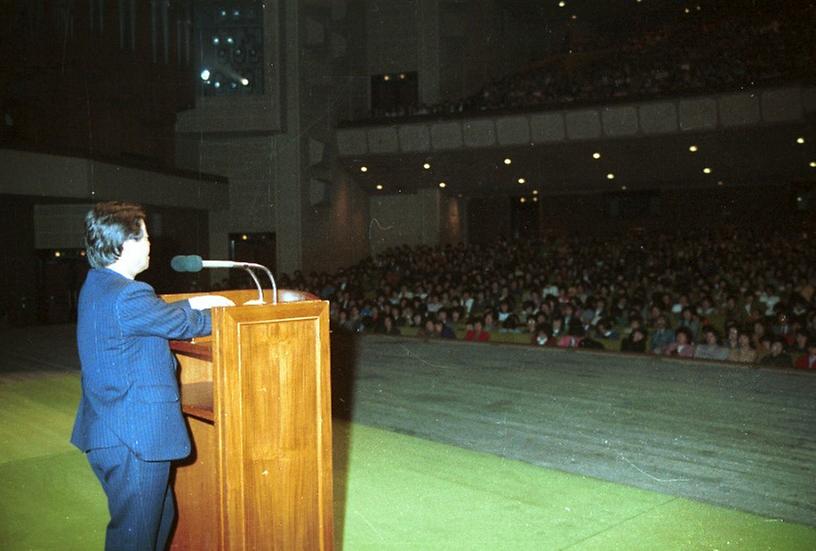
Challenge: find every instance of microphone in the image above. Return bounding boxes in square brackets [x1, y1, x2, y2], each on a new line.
[171, 255, 253, 272]
[170, 255, 278, 304]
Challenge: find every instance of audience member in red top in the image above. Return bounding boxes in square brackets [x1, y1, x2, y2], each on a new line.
[465, 320, 490, 342]
[793, 340, 816, 370]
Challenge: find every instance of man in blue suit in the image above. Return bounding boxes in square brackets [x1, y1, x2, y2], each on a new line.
[71, 202, 232, 550]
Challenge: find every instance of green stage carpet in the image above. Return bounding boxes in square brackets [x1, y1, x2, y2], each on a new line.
[1, 372, 814, 550]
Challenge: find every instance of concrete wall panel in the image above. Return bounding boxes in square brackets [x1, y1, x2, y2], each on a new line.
[496, 116, 530, 145]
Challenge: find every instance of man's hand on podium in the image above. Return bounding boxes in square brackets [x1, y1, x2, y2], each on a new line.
[188, 295, 236, 310]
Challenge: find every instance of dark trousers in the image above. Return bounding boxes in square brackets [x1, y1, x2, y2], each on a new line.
[87, 446, 175, 551]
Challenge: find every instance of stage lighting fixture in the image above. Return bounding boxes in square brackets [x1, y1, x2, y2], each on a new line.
[200, 69, 211, 80]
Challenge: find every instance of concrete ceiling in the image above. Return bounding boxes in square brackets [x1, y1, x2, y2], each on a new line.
[341, 121, 816, 198]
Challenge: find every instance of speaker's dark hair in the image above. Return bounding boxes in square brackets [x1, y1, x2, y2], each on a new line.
[84, 202, 146, 269]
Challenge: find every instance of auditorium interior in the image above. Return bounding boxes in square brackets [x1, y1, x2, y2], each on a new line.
[1, 0, 815, 549]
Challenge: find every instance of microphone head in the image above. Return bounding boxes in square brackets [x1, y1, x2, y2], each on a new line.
[170, 255, 189, 272]
[186, 255, 203, 272]
[170, 255, 204, 272]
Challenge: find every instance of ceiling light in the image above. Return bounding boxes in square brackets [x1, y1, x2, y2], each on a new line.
[810, 161, 816, 168]
[532, 190, 539, 195]
[439, 182, 446, 188]
[399, 73, 406, 80]
[360, 166, 368, 172]
[606, 173, 615, 180]
[689, 145, 698, 152]
[592, 152, 601, 159]
[532, 197, 539, 202]
[703, 167, 712, 174]
[621, 185, 627, 191]
[54, 251, 62, 257]
[518, 178, 526, 184]
[423, 162, 431, 169]
[558, 1, 565, 7]
[717, 180, 724, 186]
[520, 197, 527, 203]
[503, 158, 512, 165]
[240, 77, 249, 86]
[376, 184, 383, 190]
[383, 75, 390, 81]
[200, 69, 211, 81]
[241, 234, 248, 241]
[796, 137, 805, 144]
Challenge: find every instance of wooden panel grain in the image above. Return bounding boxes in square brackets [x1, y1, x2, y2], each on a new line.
[171, 416, 220, 550]
[213, 300, 333, 551]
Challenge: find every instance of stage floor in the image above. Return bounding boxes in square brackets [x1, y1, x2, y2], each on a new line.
[1, 326, 815, 549]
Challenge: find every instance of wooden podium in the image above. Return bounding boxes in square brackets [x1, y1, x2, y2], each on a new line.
[161, 289, 333, 551]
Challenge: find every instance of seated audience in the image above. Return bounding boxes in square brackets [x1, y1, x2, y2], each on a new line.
[694, 328, 730, 361]
[728, 331, 758, 364]
[760, 339, 792, 368]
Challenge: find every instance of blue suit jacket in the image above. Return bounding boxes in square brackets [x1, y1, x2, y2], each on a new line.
[71, 268, 211, 461]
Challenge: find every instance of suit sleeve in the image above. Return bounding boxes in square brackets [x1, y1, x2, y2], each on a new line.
[116, 281, 212, 339]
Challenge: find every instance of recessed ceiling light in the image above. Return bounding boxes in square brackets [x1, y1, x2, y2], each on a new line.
[689, 145, 698, 152]
[533, 197, 539, 202]
[503, 158, 512, 165]
[375, 184, 383, 190]
[606, 173, 615, 180]
[383, 75, 390, 81]
[520, 197, 527, 203]
[810, 161, 816, 168]
[558, 1, 566, 7]
[592, 152, 601, 159]
[439, 182, 446, 188]
[423, 162, 431, 169]
[532, 190, 539, 195]
[717, 180, 724, 186]
[621, 185, 627, 191]
[796, 137, 805, 144]
[360, 166, 368, 172]
[518, 178, 526, 184]
[703, 167, 712, 174]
